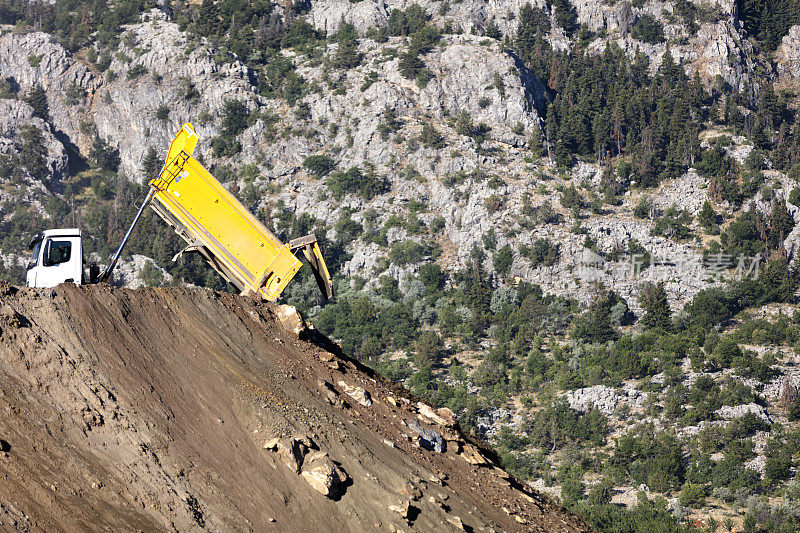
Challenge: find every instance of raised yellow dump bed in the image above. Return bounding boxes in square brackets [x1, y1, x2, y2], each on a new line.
[148, 123, 332, 301]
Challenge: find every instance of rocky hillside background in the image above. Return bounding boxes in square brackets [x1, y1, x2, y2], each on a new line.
[2, 0, 800, 529]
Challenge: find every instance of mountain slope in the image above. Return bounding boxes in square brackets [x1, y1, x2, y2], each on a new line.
[0, 282, 587, 532]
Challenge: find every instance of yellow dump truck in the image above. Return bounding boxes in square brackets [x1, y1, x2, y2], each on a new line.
[144, 123, 332, 300]
[28, 123, 333, 301]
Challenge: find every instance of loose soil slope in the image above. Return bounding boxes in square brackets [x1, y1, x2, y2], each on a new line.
[0, 282, 587, 532]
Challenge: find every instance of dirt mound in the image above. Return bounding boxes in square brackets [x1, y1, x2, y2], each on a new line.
[0, 282, 588, 532]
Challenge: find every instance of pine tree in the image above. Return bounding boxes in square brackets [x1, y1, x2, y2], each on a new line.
[529, 125, 547, 158]
[24, 85, 49, 121]
[141, 147, 161, 180]
[551, 0, 578, 36]
[639, 282, 672, 330]
[197, 0, 220, 36]
[516, 3, 549, 62]
[698, 200, 717, 231]
[331, 23, 362, 69]
[574, 291, 618, 342]
[493, 245, 513, 278]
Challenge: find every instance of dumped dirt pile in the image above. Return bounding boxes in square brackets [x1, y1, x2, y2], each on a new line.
[0, 282, 588, 532]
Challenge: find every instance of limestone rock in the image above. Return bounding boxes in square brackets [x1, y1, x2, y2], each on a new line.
[417, 402, 453, 427]
[300, 451, 348, 498]
[337, 380, 373, 407]
[277, 305, 307, 337]
[405, 419, 445, 453]
[715, 403, 772, 423]
[388, 500, 410, 518]
[744, 455, 766, 474]
[447, 515, 465, 530]
[562, 384, 643, 416]
[274, 436, 314, 474]
[777, 25, 800, 81]
[111, 255, 173, 289]
[459, 443, 489, 466]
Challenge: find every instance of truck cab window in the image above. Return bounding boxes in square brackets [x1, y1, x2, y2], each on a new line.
[47, 241, 72, 265]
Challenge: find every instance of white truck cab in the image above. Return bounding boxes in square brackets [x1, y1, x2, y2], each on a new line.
[26, 229, 94, 288]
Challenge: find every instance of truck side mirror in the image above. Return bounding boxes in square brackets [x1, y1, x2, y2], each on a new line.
[89, 262, 100, 284]
[41, 241, 52, 267]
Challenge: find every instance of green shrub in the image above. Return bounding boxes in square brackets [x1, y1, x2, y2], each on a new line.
[524, 400, 608, 450]
[420, 122, 445, 148]
[89, 137, 121, 172]
[520, 238, 560, 267]
[139, 260, 164, 287]
[764, 456, 792, 483]
[650, 206, 692, 240]
[560, 186, 584, 209]
[632, 14, 665, 44]
[126, 64, 148, 79]
[327, 166, 389, 200]
[155, 104, 170, 122]
[281, 19, 321, 49]
[389, 240, 430, 265]
[221, 99, 250, 137]
[303, 154, 335, 177]
[387, 5, 429, 37]
[789, 186, 800, 207]
[633, 196, 652, 219]
[415, 330, 444, 364]
[610, 426, 685, 492]
[679, 483, 707, 509]
[399, 49, 425, 79]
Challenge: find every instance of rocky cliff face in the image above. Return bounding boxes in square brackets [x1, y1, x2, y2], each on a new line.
[0, 98, 66, 204]
[1, 4, 798, 309]
[310, 0, 766, 91]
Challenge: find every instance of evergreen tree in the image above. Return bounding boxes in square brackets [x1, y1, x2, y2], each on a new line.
[758, 258, 798, 304]
[18, 125, 48, 180]
[529, 126, 547, 158]
[516, 3, 549, 63]
[90, 137, 121, 172]
[573, 291, 618, 342]
[196, 0, 220, 37]
[465, 260, 491, 334]
[24, 85, 49, 121]
[331, 23, 362, 69]
[141, 147, 161, 180]
[420, 122, 444, 148]
[698, 200, 717, 231]
[494, 244, 513, 278]
[639, 282, 672, 330]
[551, 0, 578, 36]
[415, 330, 444, 365]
